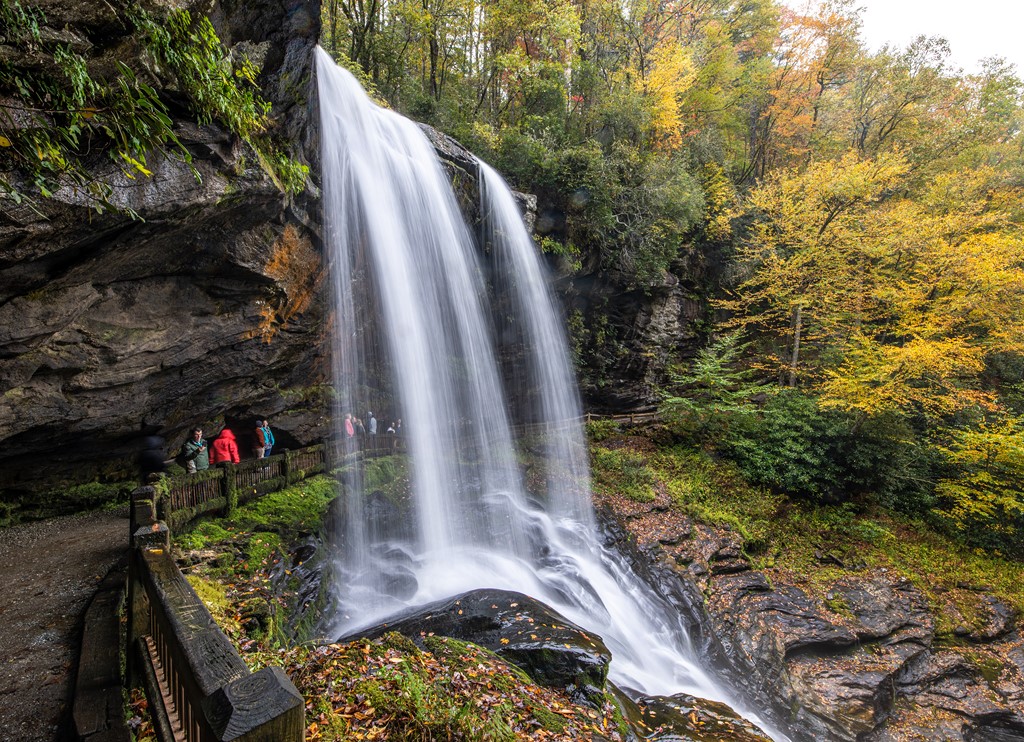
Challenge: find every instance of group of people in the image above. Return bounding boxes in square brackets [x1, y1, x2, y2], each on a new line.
[177, 410, 404, 475]
[343, 412, 401, 438]
[180, 419, 276, 474]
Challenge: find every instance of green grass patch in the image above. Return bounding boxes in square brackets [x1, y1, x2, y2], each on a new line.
[590, 446, 656, 502]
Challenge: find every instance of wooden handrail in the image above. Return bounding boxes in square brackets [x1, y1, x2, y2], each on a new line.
[134, 546, 304, 741]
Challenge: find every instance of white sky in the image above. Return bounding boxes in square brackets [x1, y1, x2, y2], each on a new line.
[792, 0, 1024, 75]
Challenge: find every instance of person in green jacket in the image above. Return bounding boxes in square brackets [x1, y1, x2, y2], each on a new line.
[180, 427, 210, 473]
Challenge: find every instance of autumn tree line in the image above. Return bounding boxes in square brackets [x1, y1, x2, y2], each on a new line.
[320, 0, 1024, 557]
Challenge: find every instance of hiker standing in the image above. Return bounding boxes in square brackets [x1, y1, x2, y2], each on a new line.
[210, 428, 240, 465]
[262, 419, 276, 456]
[253, 419, 268, 458]
[180, 428, 209, 473]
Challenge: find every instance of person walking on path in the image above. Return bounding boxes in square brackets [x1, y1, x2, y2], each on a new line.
[180, 427, 209, 473]
[368, 412, 377, 435]
[210, 428, 240, 465]
[252, 419, 267, 459]
[344, 413, 355, 438]
[262, 419, 276, 456]
[139, 434, 167, 479]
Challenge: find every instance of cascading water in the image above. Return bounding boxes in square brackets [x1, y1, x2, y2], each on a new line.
[316, 46, 785, 739]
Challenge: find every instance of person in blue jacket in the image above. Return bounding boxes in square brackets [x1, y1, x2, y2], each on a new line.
[262, 419, 276, 456]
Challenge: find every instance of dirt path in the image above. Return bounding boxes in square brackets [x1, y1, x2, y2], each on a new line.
[0, 508, 129, 741]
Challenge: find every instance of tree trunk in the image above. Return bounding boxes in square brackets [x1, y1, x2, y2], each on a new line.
[788, 303, 802, 387]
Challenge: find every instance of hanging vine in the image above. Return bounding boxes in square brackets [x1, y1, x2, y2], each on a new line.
[0, 1, 307, 217]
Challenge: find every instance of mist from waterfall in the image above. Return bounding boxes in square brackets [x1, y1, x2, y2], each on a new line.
[316, 46, 784, 739]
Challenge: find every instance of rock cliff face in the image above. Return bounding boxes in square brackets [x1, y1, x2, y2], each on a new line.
[600, 481, 1024, 742]
[0, 0, 325, 505]
[566, 268, 706, 411]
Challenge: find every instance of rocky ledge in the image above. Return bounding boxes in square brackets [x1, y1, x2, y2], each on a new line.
[0, 0, 325, 506]
[345, 587, 772, 741]
[602, 487, 1024, 742]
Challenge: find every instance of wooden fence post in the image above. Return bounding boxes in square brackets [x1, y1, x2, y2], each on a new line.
[282, 449, 294, 486]
[222, 463, 238, 516]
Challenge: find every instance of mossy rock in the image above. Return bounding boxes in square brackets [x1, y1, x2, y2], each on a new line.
[345, 588, 612, 707]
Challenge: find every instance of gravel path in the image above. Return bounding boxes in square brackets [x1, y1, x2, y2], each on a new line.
[0, 509, 129, 741]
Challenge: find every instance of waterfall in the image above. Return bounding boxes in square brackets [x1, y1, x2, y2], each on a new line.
[316, 46, 784, 739]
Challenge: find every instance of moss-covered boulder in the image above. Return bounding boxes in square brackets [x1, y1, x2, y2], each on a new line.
[344, 588, 613, 707]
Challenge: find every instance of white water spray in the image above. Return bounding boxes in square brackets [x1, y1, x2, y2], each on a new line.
[316, 47, 784, 739]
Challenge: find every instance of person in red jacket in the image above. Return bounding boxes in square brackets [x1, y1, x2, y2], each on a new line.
[209, 428, 241, 465]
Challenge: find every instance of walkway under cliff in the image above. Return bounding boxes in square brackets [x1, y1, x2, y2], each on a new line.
[0, 509, 128, 741]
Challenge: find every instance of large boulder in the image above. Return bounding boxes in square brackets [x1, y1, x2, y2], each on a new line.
[632, 693, 773, 742]
[342, 588, 613, 706]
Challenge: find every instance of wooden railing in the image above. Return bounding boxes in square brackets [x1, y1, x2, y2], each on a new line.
[169, 471, 223, 513]
[160, 444, 329, 530]
[128, 491, 303, 741]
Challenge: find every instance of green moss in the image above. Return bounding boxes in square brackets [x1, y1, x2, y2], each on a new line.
[824, 594, 853, 619]
[362, 455, 410, 502]
[230, 475, 339, 534]
[590, 446, 656, 502]
[174, 521, 231, 550]
[245, 532, 282, 568]
[531, 704, 568, 733]
[965, 651, 1003, 683]
[185, 575, 235, 624]
[1, 478, 132, 526]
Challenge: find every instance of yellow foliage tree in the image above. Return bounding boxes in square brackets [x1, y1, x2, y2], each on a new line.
[724, 152, 1024, 418]
[636, 39, 696, 151]
[936, 418, 1024, 542]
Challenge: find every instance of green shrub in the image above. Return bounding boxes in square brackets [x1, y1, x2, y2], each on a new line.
[722, 390, 937, 508]
[585, 418, 619, 442]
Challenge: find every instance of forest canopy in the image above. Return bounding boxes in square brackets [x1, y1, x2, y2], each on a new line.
[321, 0, 1024, 557]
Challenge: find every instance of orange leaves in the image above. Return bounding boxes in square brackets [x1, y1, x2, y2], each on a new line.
[248, 224, 322, 343]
